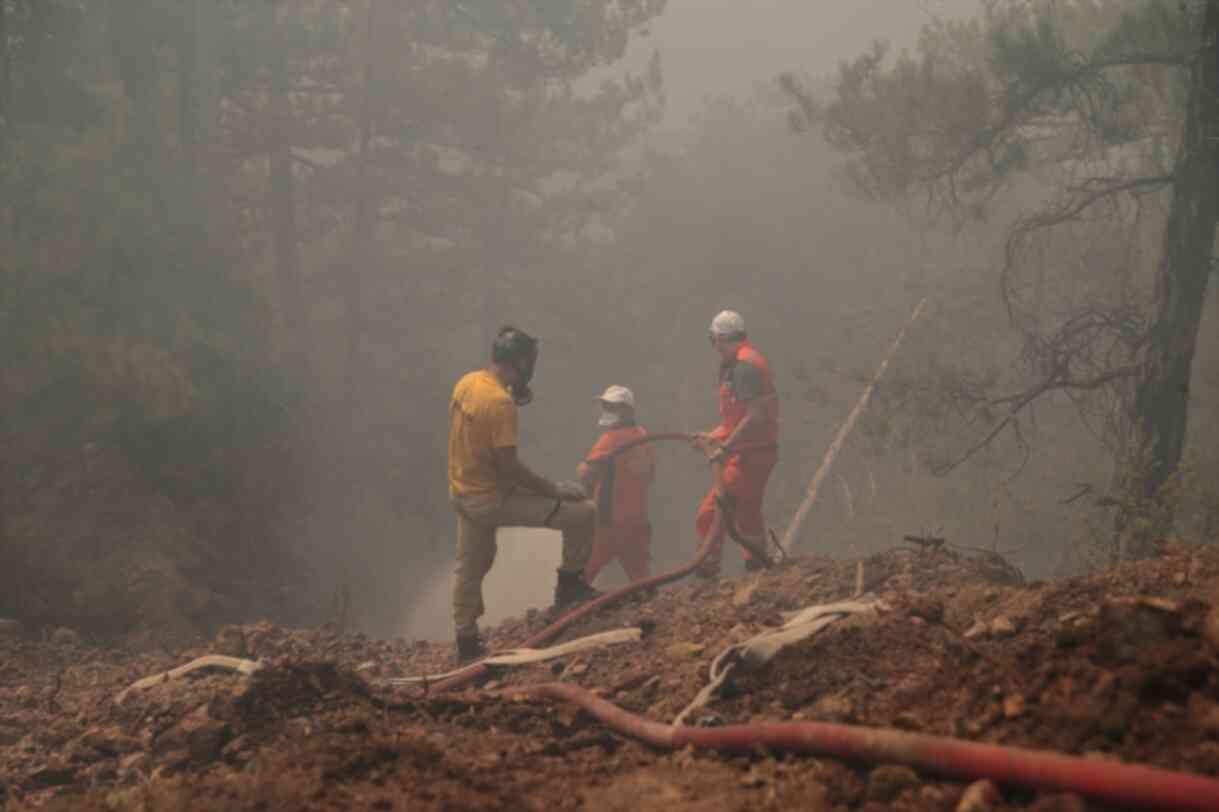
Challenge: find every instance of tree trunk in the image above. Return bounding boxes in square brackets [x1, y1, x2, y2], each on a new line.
[0, 0, 10, 233]
[1117, 0, 1219, 559]
[267, 1, 312, 377]
[0, 0, 10, 131]
[111, 0, 161, 159]
[177, 0, 199, 177]
[344, 0, 377, 403]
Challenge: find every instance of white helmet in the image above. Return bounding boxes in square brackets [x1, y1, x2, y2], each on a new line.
[596, 385, 635, 427]
[710, 310, 746, 338]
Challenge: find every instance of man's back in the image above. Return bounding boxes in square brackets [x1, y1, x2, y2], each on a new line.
[586, 425, 654, 524]
[718, 341, 779, 446]
[448, 369, 516, 499]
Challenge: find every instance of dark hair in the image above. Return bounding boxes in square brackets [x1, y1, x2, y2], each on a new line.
[491, 325, 539, 405]
[491, 325, 538, 365]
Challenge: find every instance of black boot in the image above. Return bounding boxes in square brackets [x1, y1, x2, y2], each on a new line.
[455, 631, 485, 664]
[554, 569, 602, 610]
[744, 556, 769, 572]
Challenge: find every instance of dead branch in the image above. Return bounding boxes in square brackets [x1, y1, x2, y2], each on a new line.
[45, 667, 64, 712]
[934, 363, 1138, 476]
[1060, 483, 1093, 505]
[781, 298, 930, 553]
[902, 535, 947, 552]
[1001, 175, 1174, 322]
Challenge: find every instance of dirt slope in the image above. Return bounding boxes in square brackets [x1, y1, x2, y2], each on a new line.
[3, 541, 1219, 811]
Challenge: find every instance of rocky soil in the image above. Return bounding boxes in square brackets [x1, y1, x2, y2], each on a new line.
[3, 540, 1219, 810]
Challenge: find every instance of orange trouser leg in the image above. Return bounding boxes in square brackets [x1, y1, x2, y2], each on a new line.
[694, 450, 777, 572]
[616, 522, 652, 582]
[585, 522, 652, 584]
[694, 486, 725, 573]
[584, 526, 617, 584]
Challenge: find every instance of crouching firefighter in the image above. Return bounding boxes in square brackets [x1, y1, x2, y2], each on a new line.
[447, 326, 600, 663]
[578, 386, 656, 585]
[692, 310, 780, 577]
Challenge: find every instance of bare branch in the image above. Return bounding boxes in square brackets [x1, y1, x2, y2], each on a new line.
[1060, 483, 1093, 505]
[290, 151, 327, 172]
[935, 363, 1138, 476]
[1092, 53, 1189, 70]
[1001, 174, 1173, 320]
[991, 365, 1138, 405]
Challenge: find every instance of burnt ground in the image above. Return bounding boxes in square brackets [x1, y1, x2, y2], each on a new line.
[3, 541, 1219, 811]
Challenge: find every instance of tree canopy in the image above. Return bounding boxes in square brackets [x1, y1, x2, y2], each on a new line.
[785, 0, 1219, 559]
[0, 0, 665, 636]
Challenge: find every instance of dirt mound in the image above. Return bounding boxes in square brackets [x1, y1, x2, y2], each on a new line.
[3, 542, 1219, 810]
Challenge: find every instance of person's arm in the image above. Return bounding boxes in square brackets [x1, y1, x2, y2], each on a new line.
[578, 436, 610, 492]
[485, 396, 562, 499]
[700, 361, 769, 455]
[493, 446, 561, 498]
[577, 460, 603, 493]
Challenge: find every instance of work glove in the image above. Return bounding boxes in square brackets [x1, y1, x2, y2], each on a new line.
[554, 480, 588, 501]
[691, 433, 724, 459]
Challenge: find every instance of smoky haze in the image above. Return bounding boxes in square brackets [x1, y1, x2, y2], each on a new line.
[2, 0, 1215, 648]
[636, 0, 981, 128]
[402, 0, 1027, 641]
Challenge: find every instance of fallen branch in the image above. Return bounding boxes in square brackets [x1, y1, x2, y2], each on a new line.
[781, 297, 930, 553]
[115, 655, 263, 703]
[528, 682, 1219, 812]
[903, 534, 947, 551]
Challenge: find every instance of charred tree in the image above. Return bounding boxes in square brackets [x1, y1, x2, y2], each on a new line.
[794, 0, 1219, 560]
[266, 1, 312, 379]
[1119, 0, 1219, 556]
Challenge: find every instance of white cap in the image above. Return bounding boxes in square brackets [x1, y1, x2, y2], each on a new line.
[710, 310, 746, 337]
[597, 385, 635, 427]
[596, 385, 635, 408]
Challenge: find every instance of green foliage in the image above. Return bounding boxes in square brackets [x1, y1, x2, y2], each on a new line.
[792, 0, 1219, 564]
[0, 0, 665, 638]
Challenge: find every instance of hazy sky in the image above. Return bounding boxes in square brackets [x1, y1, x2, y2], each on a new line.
[637, 0, 980, 128]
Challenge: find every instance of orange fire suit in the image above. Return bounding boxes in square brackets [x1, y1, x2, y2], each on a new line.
[695, 341, 779, 573]
[582, 425, 655, 583]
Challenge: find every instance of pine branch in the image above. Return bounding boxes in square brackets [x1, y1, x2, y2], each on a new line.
[935, 364, 1137, 476]
[1001, 174, 1174, 320]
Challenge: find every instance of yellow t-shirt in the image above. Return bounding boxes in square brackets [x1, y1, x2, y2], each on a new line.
[448, 369, 517, 498]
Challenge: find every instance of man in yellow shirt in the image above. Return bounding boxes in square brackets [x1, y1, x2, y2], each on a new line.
[447, 326, 599, 663]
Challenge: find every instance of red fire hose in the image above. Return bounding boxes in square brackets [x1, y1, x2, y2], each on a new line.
[433, 433, 725, 693]
[529, 682, 1219, 812]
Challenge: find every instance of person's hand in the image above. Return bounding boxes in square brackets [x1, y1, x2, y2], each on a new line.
[554, 480, 588, 501]
[690, 433, 722, 455]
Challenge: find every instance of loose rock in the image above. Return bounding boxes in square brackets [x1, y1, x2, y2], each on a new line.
[665, 642, 705, 658]
[50, 627, 81, 647]
[867, 764, 920, 802]
[956, 779, 1000, 812]
[989, 616, 1017, 638]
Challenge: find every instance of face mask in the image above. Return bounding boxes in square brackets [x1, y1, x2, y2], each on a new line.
[598, 408, 622, 428]
[509, 351, 537, 406]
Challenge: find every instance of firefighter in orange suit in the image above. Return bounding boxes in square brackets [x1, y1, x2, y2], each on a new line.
[693, 310, 779, 577]
[579, 386, 656, 584]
